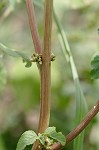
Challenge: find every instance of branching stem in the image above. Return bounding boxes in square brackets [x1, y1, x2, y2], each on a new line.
[27, 0, 53, 149]
[25, 1, 99, 150]
[51, 100, 99, 150]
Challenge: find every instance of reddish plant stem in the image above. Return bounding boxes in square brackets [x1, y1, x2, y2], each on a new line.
[38, 0, 53, 133]
[33, 0, 53, 149]
[51, 100, 99, 150]
[26, 0, 42, 54]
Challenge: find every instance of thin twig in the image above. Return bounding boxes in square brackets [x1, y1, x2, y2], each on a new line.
[26, 0, 42, 54]
[51, 100, 99, 150]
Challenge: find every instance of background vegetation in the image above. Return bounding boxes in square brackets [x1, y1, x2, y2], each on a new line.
[0, 0, 99, 150]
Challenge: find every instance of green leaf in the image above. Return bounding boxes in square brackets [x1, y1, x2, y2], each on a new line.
[90, 69, 99, 79]
[44, 127, 66, 146]
[44, 127, 56, 135]
[0, 43, 32, 68]
[49, 131, 66, 146]
[73, 79, 87, 150]
[90, 55, 99, 79]
[23, 58, 32, 68]
[16, 130, 38, 150]
[38, 133, 45, 146]
[91, 55, 99, 69]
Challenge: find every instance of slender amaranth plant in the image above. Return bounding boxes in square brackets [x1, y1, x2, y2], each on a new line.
[26, 0, 53, 134]
[26, 0, 54, 149]
[24, 0, 99, 149]
[0, 0, 99, 150]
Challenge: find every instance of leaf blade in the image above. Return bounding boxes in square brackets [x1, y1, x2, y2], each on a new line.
[90, 55, 99, 79]
[0, 43, 32, 68]
[16, 130, 38, 150]
[49, 131, 66, 146]
[44, 127, 56, 135]
[44, 127, 66, 146]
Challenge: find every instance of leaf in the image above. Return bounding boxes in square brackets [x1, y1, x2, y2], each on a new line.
[16, 130, 38, 150]
[49, 131, 66, 146]
[44, 127, 66, 146]
[90, 55, 99, 79]
[44, 127, 56, 135]
[91, 55, 99, 69]
[22, 58, 32, 68]
[73, 79, 87, 150]
[38, 133, 45, 146]
[0, 43, 32, 68]
[90, 69, 99, 79]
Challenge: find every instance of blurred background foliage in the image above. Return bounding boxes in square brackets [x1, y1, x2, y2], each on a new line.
[0, 0, 99, 150]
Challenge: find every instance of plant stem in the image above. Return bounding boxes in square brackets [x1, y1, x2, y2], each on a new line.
[51, 100, 99, 150]
[26, 0, 42, 54]
[33, 0, 53, 149]
[38, 0, 53, 133]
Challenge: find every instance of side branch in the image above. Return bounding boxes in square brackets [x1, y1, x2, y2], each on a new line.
[26, 0, 42, 54]
[51, 100, 99, 150]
